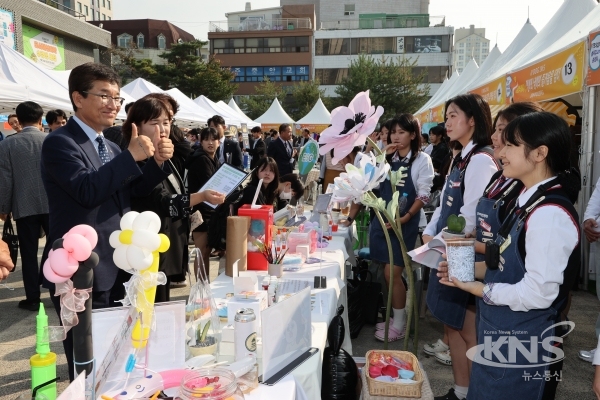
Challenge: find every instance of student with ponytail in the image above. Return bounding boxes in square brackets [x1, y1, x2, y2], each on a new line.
[437, 111, 581, 400]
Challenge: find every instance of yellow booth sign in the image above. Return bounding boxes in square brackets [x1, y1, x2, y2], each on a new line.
[588, 29, 600, 87]
[469, 75, 507, 105]
[510, 41, 585, 102]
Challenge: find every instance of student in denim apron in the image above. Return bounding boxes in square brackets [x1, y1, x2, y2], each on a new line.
[422, 94, 499, 400]
[370, 114, 434, 342]
[437, 112, 580, 400]
[474, 103, 543, 262]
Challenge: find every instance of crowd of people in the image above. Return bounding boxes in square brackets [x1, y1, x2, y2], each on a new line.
[0, 62, 599, 399]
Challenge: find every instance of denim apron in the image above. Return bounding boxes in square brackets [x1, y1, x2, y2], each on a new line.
[469, 192, 576, 400]
[369, 159, 420, 266]
[426, 161, 472, 329]
[475, 178, 521, 262]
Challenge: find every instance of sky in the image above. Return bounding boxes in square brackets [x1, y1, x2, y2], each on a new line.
[114, 0, 566, 52]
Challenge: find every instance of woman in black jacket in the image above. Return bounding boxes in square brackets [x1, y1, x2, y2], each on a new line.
[186, 127, 221, 275]
[124, 97, 224, 301]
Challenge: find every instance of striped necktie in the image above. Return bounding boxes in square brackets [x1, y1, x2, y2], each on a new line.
[96, 136, 111, 165]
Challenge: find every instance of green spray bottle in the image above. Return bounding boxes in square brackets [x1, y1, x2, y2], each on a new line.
[30, 303, 57, 400]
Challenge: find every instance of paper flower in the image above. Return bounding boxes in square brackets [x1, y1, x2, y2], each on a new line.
[389, 166, 408, 187]
[331, 152, 390, 203]
[361, 191, 386, 212]
[319, 90, 384, 164]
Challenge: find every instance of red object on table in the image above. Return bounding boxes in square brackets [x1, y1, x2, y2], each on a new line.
[238, 205, 273, 271]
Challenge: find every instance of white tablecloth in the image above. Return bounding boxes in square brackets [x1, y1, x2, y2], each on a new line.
[209, 244, 351, 399]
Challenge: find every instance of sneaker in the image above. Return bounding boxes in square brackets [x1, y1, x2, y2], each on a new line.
[579, 348, 596, 362]
[170, 280, 187, 288]
[18, 299, 41, 311]
[423, 338, 449, 355]
[434, 388, 460, 400]
[435, 349, 452, 366]
[374, 324, 406, 342]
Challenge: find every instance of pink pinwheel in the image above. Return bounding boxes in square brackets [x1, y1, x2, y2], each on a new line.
[319, 90, 384, 164]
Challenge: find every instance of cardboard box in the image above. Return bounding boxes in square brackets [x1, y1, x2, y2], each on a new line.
[238, 205, 274, 271]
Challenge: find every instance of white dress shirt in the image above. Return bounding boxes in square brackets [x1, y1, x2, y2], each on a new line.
[399, 151, 435, 204]
[583, 177, 600, 222]
[423, 143, 433, 155]
[72, 115, 104, 156]
[486, 177, 579, 312]
[424, 141, 499, 236]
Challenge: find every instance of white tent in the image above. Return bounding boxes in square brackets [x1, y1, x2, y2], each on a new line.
[295, 98, 331, 125]
[474, 0, 595, 92]
[416, 70, 460, 115]
[437, 59, 479, 104]
[121, 78, 165, 99]
[460, 44, 501, 94]
[165, 88, 213, 124]
[254, 98, 295, 125]
[227, 98, 252, 120]
[193, 95, 244, 126]
[217, 99, 259, 127]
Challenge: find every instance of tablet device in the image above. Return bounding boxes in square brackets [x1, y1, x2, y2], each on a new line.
[198, 163, 249, 208]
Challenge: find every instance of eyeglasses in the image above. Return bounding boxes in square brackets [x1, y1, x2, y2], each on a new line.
[82, 91, 126, 106]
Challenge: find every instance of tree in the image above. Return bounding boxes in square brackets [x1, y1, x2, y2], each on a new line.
[334, 54, 430, 120]
[107, 40, 237, 101]
[239, 78, 286, 120]
[287, 79, 326, 121]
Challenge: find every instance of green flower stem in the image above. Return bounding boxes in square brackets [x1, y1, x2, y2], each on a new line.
[373, 209, 395, 349]
[366, 137, 384, 156]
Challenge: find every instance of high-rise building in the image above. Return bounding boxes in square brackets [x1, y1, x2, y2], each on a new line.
[453, 25, 489, 73]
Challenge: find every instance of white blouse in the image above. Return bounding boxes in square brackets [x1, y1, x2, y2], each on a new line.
[424, 141, 499, 236]
[484, 177, 579, 312]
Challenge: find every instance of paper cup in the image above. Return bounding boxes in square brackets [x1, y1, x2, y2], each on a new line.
[446, 238, 475, 282]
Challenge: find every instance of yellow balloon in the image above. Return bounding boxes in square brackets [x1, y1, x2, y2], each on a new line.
[120, 229, 133, 244]
[158, 234, 170, 253]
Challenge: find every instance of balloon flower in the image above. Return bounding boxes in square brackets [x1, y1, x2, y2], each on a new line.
[110, 211, 170, 349]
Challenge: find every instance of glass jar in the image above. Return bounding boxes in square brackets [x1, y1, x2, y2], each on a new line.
[179, 368, 244, 400]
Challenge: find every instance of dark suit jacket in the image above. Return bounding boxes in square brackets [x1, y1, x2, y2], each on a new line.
[267, 138, 294, 176]
[220, 137, 243, 168]
[41, 117, 170, 292]
[248, 138, 266, 170]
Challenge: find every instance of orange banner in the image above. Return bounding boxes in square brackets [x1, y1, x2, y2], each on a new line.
[469, 76, 507, 106]
[510, 41, 585, 102]
[294, 124, 329, 134]
[588, 29, 600, 87]
[415, 110, 429, 124]
[429, 104, 445, 123]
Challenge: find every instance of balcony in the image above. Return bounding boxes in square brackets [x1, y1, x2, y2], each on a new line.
[320, 15, 445, 30]
[37, 0, 86, 19]
[209, 17, 312, 33]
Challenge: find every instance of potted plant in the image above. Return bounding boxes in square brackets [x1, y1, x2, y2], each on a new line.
[441, 214, 466, 239]
[188, 320, 218, 356]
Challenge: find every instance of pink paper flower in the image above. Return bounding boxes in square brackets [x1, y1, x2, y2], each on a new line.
[318, 90, 384, 164]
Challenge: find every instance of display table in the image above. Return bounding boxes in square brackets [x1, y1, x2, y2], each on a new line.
[209, 241, 352, 400]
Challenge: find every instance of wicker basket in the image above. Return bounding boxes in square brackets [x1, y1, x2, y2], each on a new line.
[365, 350, 424, 398]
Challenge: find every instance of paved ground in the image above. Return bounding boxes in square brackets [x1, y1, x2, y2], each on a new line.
[0, 235, 598, 399]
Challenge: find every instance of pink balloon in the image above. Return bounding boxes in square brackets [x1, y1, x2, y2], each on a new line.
[63, 233, 92, 262]
[43, 259, 70, 283]
[49, 248, 79, 278]
[68, 225, 98, 249]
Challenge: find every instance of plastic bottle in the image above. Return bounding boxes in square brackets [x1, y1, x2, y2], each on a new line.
[399, 192, 408, 214]
[297, 198, 305, 218]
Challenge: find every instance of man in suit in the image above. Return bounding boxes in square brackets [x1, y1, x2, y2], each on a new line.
[247, 126, 266, 170]
[208, 115, 243, 168]
[267, 123, 296, 176]
[41, 62, 173, 380]
[297, 128, 311, 147]
[0, 101, 49, 311]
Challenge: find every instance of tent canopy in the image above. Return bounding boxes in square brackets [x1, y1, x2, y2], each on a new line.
[295, 98, 331, 124]
[227, 98, 252, 121]
[194, 95, 245, 126]
[165, 88, 213, 124]
[254, 98, 295, 124]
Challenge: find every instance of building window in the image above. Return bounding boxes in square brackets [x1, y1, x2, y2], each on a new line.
[117, 34, 133, 48]
[315, 68, 349, 84]
[103, 0, 106, 7]
[230, 65, 310, 83]
[158, 34, 166, 50]
[108, 16, 111, 20]
[102, 13, 106, 20]
[458, 55, 464, 60]
[107, 0, 111, 10]
[77, 2, 82, 12]
[97, 11, 100, 20]
[84, 5, 88, 15]
[344, 4, 355, 16]
[63, 0, 72, 8]
[137, 33, 144, 48]
[91, 0, 94, 5]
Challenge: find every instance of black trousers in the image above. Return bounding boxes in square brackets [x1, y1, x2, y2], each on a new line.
[49, 268, 130, 381]
[15, 214, 49, 301]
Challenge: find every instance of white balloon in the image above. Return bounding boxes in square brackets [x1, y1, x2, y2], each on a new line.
[126, 246, 153, 270]
[109, 230, 122, 249]
[120, 211, 139, 231]
[113, 245, 131, 271]
[133, 211, 161, 233]
[132, 230, 161, 252]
